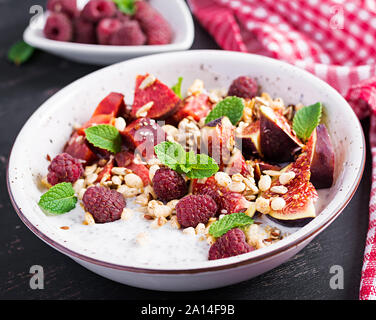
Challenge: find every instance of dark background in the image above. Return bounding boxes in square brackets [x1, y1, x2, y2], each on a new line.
[0, 0, 371, 300]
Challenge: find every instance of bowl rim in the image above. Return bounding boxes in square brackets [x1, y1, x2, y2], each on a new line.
[7, 50, 366, 274]
[23, 0, 194, 54]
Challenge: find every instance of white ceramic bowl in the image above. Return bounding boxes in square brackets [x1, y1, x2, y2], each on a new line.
[23, 0, 194, 65]
[7, 51, 365, 291]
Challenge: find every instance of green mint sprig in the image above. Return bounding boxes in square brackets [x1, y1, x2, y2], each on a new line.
[209, 212, 254, 238]
[205, 96, 244, 125]
[85, 124, 122, 154]
[8, 41, 34, 65]
[171, 77, 183, 99]
[292, 102, 322, 141]
[38, 182, 77, 215]
[154, 141, 219, 179]
[112, 0, 136, 15]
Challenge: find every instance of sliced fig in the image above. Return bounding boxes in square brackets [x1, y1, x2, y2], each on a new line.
[92, 92, 126, 117]
[200, 116, 235, 166]
[252, 160, 283, 182]
[261, 140, 318, 223]
[96, 158, 114, 182]
[192, 176, 249, 215]
[170, 93, 212, 124]
[310, 124, 335, 189]
[260, 105, 303, 162]
[120, 118, 166, 160]
[115, 150, 150, 186]
[224, 148, 250, 176]
[235, 120, 261, 158]
[64, 132, 98, 164]
[131, 74, 181, 120]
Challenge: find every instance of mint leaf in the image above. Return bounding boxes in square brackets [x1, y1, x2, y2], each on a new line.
[205, 96, 244, 125]
[85, 124, 121, 154]
[38, 182, 77, 215]
[112, 0, 136, 15]
[209, 212, 254, 238]
[185, 153, 219, 179]
[154, 142, 219, 178]
[8, 41, 34, 65]
[154, 141, 186, 170]
[292, 102, 322, 141]
[171, 77, 183, 99]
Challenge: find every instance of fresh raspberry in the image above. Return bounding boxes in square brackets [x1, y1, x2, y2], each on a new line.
[109, 20, 146, 45]
[47, 153, 83, 186]
[44, 12, 73, 42]
[176, 195, 217, 228]
[152, 168, 187, 202]
[115, 10, 131, 22]
[74, 16, 96, 44]
[208, 228, 253, 260]
[81, 0, 116, 22]
[83, 186, 126, 223]
[47, 0, 78, 19]
[228, 76, 258, 99]
[134, 1, 172, 45]
[96, 18, 122, 45]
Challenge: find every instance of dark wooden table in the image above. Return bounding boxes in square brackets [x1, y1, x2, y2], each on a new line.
[0, 0, 371, 300]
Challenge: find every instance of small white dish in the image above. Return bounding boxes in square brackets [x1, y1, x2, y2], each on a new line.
[23, 0, 194, 65]
[7, 51, 365, 291]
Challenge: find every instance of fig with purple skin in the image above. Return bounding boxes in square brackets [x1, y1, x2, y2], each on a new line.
[260, 105, 303, 162]
[310, 124, 335, 189]
[235, 120, 262, 158]
[201, 116, 235, 166]
[261, 135, 318, 226]
[120, 117, 166, 160]
[224, 148, 250, 176]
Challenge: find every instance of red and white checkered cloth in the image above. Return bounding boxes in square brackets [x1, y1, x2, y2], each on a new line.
[188, 0, 376, 299]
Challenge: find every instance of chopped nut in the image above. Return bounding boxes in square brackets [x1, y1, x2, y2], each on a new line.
[111, 175, 122, 186]
[214, 172, 232, 187]
[169, 215, 181, 229]
[228, 181, 246, 193]
[245, 224, 265, 249]
[135, 194, 149, 206]
[162, 125, 179, 139]
[270, 185, 288, 194]
[149, 164, 160, 181]
[232, 173, 244, 182]
[255, 197, 270, 214]
[144, 185, 157, 199]
[245, 201, 256, 217]
[258, 175, 271, 191]
[85, 173, 98, 185]
[73, 179, 85, 193]
[117, 184, 139, 198]
[187, 79, 204, 96]
[206, 235, 216, 245]
[271, 197, 286, 211]
[146, 157, 162, 166]
[83, 212, 95, 225]
[78, 188, 86, 200]
[121, 208, 134, 220]
[136, 101, 154, 118]
[154, 205, 173, 218]
[114, 117, 126, 132]
[151, 216, 167, 229]
[84, 164, 97, 176]
[139, 74, 156, 89]
[279, 171, 295, 185]
[195, 223, 206, 235]
[124, 173, 143, 189]
[183, 227, 196, 236]
[263, 170, 282, 177]
[243, 178, 259, 194]
[167, 199, 179, 210]
[111, 167, 129, 176]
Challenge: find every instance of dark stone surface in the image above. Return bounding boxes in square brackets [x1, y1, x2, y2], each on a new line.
[0, 0, 370, 300]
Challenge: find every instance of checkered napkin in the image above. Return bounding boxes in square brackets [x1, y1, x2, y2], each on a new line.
[188, 0, 376, 299]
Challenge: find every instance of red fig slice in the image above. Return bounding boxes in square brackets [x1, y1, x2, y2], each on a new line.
[170, 93, 212, 124]
[131, 74, 181, 119]
[261, 138, 318, 222]
[235, 120, 262, 158]
[310, 124, 335, 189]
[115, 151, 150, 186]
[120, 118, 166, 159]
[200, 116, 235, 166]
[260, 105, 303, 162]
[223, 148, 250, 176]
[64, 132, 98, 164]
[92, 92, 125, 117]
[192, 176, 249, 215]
